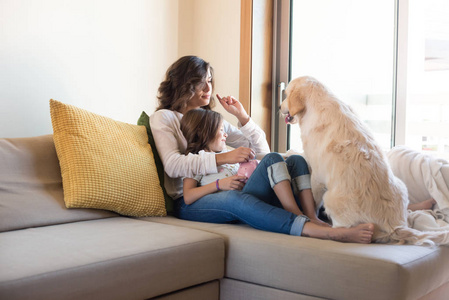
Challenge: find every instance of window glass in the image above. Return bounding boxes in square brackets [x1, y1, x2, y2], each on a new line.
[289, 0, 395, 152]
[406, 0, 449, 159]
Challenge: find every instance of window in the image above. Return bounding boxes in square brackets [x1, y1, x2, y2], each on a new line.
[404, 0, 449, 158]
[272, 0, 449, 160]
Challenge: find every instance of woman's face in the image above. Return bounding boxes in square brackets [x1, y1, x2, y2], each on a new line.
[186, 69, 212, 111]
[208, 121, 227, 153]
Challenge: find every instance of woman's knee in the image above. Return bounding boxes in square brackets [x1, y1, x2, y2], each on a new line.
[286, 155, 310, 175]
[260, 152, 285, 165]
[286, 154, 306, 164]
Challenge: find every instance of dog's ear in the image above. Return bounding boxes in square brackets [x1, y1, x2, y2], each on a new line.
[286, 86, 306, 116]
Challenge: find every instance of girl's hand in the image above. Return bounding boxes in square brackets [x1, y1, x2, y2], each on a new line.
[217, 147, 255, 165]
[218, 175, 247, 191]
[216, 94, 250, 126]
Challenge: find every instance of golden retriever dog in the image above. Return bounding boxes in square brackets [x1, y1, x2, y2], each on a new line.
[280, 76, 449, 245]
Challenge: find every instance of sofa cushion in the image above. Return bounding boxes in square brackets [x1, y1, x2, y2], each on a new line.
[0, 135, 118, 232]
[220, 278, 323, 300]
[153, 281, 219, 300]
[0, 218, 224, 300]
[50, 99, 166, 217]
[143, 216, 449, 300]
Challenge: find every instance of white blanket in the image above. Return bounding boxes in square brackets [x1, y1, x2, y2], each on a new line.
[408, 209, 449, 232]
[387, 146, 449, 226]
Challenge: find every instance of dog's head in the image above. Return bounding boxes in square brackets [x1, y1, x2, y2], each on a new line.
[280, 76, 321, 124]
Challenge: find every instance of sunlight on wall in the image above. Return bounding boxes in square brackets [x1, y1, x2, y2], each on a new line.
[177, 0, 241, 127]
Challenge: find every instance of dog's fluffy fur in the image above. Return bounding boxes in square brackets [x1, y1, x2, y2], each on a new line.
[280, 76, 449, 245]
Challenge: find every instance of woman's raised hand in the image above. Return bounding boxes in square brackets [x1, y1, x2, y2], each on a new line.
[218, 175, 247, 191]
[216, 94, 250, 126]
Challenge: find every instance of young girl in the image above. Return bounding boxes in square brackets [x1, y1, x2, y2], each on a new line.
[180, 108, 375, 243]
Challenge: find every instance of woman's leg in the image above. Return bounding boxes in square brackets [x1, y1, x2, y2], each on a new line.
[272, 181, 303, 215]
[241, 153, 283, 205]
[175, 191, 309, 236]
[175, 192, 374, 244]
[286, 155, 329, 226]
[243, 153, 302, 214]
[302, 222, 374, 244]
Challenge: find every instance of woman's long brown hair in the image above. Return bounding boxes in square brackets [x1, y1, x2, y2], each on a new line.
[157, 56, 215, 113]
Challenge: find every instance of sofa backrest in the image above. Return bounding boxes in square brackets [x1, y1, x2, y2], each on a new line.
[0, 135, 118, 232]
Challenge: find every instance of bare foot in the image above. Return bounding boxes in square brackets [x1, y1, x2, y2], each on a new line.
[408, 198, 436, 211]
[302, 223, 374, 244]
[327, 224, 375, 243]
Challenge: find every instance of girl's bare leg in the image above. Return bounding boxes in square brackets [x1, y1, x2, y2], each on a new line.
[408, 198, 436, 211]
[298, 189, 331, 227]
[302, 222, 374, 244]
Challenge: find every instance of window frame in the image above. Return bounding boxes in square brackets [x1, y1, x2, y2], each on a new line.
[269, 0, 411, 152]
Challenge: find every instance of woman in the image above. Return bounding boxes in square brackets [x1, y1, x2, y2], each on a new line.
[150, 55, 374, 243]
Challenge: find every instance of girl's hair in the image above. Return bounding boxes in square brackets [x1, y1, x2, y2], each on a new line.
[180, 108, 223, 154]
[157, 56, 215, 112]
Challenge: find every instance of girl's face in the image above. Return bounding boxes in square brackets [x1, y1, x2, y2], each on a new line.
[186, 69, 212, 111]
[207, 122, 227, 153]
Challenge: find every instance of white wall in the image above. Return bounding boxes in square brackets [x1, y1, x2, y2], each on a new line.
[0, 0, 179, 138]
[0, 0, 241, 138]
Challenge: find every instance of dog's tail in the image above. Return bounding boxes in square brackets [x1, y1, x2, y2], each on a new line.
[376, 223, 449, 246]
[392, 226, 449, 246]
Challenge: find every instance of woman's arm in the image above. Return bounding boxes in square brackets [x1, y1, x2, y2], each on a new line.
[217, 95, 250, 126]
[183, 175, 246, 205]
[151, 109, 262, 174]
[217, 95, 270, 154]
[215, 147, 256, 165]
[150, 108, 268, 178]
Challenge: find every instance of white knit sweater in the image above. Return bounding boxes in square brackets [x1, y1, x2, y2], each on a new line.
[150, 109, 270, 199]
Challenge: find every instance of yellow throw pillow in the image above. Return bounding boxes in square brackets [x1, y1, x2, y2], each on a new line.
[50, 99, 166, 217]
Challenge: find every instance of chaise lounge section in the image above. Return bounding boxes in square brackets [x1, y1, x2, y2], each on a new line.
[0, 135, 223, 300]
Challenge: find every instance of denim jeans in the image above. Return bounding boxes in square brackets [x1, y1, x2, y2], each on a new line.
[242, 153, 311, 207]
[175, 153, 311, 236]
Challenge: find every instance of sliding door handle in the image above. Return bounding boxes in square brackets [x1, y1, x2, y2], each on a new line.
[278, 82, 286, 107]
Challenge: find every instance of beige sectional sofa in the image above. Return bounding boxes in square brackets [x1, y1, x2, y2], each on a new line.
[1, 134, 449, 300]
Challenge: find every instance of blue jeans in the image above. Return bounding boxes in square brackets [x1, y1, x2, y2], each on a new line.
[175, 153, 311, 236]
